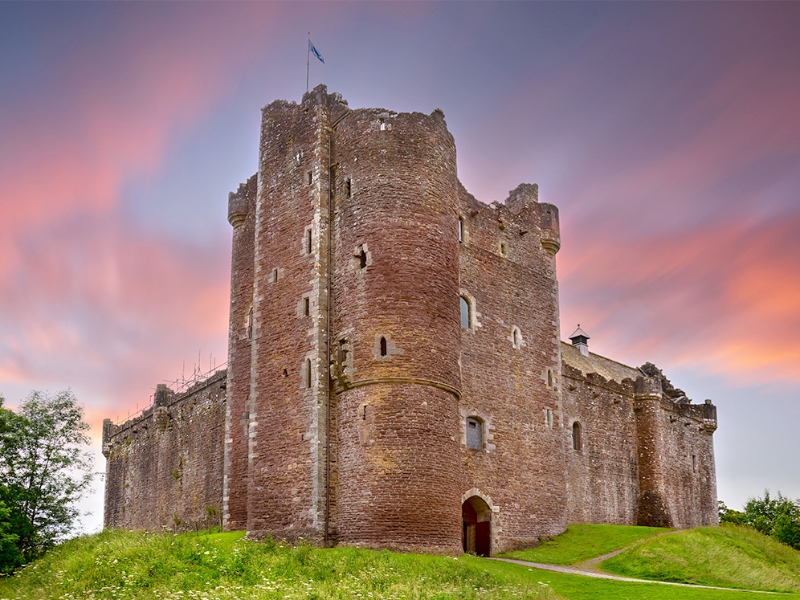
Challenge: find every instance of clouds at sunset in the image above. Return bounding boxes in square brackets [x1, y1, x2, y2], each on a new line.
[0, 3, 285, 415]
[0, 2, 798, 519]
[559, 213, 800, 384]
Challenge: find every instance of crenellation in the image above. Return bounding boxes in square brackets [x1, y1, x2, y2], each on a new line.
[104, 86, 718, 554]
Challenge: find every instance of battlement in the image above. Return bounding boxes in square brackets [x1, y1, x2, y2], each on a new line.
[102, 368, 227, 456]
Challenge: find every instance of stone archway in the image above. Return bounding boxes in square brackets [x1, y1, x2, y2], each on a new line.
[462, 495, 491, 556]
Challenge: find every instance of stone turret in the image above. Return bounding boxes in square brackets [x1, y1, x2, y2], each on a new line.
[634, 375, 672, 526]
[331, 105, 463, 552]
[222, 173, 256, 530]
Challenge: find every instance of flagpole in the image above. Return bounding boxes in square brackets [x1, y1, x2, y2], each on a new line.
[306, 32, 310, 94]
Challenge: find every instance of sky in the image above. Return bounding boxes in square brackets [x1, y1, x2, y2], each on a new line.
[0, 2, 798, 534]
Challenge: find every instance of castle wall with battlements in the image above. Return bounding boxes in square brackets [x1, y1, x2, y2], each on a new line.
[102, 371, 227, 530]
[103, 86, 718, 552]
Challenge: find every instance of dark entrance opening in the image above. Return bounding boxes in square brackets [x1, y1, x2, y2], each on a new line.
[462, 496, 491, 556]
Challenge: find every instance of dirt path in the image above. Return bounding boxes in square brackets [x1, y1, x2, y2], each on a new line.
[488, 556, 786, 595]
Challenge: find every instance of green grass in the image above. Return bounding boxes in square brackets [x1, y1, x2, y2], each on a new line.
[500, 524, 665, 565]
[602, 523, 800, 593]
[3, 525, 799, 600]
[501, 562, 800, 600]
[0, 529, 560, 599]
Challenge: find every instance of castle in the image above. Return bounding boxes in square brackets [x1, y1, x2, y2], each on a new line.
[102, 86, 718, 555]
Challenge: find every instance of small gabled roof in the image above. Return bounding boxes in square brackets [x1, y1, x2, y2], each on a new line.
[569, 324, 590, 342]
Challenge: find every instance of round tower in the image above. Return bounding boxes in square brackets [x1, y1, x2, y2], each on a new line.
[330, 108, 463, 552]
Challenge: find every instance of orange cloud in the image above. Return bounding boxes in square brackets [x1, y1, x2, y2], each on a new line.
[560, 214, 800, 384]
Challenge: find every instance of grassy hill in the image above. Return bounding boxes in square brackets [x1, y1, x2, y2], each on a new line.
[1, 525, 798, 599]
[0, 529, 560, 599]
[500, 524, 665, 564]
[602, 523, 800, 593]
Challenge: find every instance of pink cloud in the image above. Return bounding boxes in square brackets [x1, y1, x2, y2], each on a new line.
[0, 5, 281, 277]
[560, 214, 800, 383]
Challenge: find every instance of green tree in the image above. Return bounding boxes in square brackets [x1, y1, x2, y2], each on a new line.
[0, 391, 93, 564]
[744, 490, 800, 550]
[718, 500, 747, 526]
[0, 498, 23, 574]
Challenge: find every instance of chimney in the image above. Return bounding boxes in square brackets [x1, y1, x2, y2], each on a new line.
[569, 324, 590, 357]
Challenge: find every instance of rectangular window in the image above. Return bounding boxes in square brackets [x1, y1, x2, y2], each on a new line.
[306, 229, 313, 254]
[458, 217, 464, 243]
[338, 339, 349, 374]
[303, 297, 310, 317]
[466, 417, 483, 450]
[460, 296, 470, 329]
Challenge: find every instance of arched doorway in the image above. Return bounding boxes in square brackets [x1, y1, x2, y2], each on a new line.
[462, 495, 491, 556]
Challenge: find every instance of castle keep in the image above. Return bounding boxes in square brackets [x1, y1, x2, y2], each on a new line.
[103, 87, 718, 555]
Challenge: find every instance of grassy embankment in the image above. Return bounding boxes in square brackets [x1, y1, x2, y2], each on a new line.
[1, 524, 799, 599]
[602, 523, 800, 593]
[501, 524, 665, 564]
[503, 523, 800, 596]
[0, 529, 559, 600]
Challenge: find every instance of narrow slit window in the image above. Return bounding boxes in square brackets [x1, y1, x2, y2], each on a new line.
[460, 296, 471, 329]
[357, 246, 368, 269]
[692, 454, 697, 473]
[500, 242, 507, 256]
[572, 422, 582, 452]
[466, 417, 483, 450]
[458, 217, 464, 243]
[273, 268, 279, 282]
[345, 178, 352, 199]
[247, 307, 253, 341]
[379, 336, 388, 357]
[307, 171, 313, 185]
[338, 339, 349, 373]
[306, 229, 312, 254]
[547, 369, 554, 388]
[545, 408, 553, 429]
[303, 297, 310, 317]
[513, 329, 519, 346]
[305, 359, 312, 388]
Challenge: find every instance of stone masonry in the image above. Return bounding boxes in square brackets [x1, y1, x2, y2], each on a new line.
[103, 86, 719, 554]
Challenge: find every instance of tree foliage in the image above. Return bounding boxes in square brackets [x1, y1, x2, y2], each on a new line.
[720, 491, 800, 550]
[0, 391, 94, 570]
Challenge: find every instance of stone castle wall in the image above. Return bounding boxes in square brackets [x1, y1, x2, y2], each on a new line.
[456, 183, 567, 553]
[561, 355, 640, 525]
[103, 86, 718, 552]
[102, 371, 227, 530]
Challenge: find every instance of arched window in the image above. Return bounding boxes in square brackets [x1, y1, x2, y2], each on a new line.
[460, 296, 471, 329]
[572, 422, 582, 452]
[466, 417, 483, 450]
[379, 336, 388, 357]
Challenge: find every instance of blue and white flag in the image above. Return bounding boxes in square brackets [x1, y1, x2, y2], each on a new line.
[309, 41, 324, 64]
